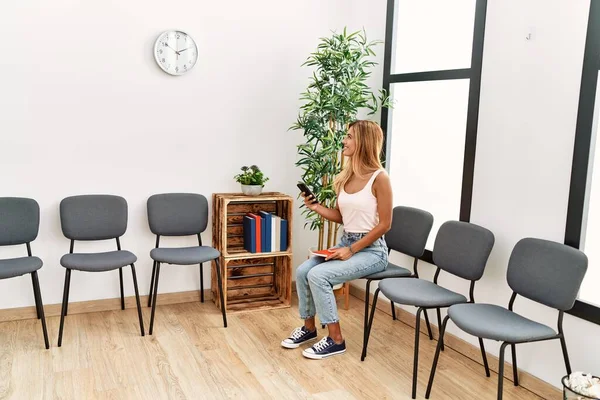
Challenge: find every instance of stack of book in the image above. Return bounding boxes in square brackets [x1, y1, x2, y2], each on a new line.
[243, 211, 288, 253]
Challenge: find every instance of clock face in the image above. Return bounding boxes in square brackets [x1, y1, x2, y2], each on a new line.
[154, 30, 198, 76]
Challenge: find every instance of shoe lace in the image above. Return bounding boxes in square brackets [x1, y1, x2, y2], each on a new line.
[290, 327, 305, 340]
[313, 337, 331, 352]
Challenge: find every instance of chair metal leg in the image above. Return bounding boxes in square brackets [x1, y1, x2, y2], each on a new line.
[31, 275, 42, 320]
[511, 344, 518, 386]
[363, 280, 372, 359]
[479, 337, 491, 377]
[31, 273, 41, 319]
[199, 263, 204, 303]
[214, 258, 228, 328]
[149, 263, 161, 335]
[57, 269, 72, 347]
[559, 335, 572, 375]
[497, 342, 508, 400]
[130, 264, 145, 336]
[361, 287, 380, 361]
[423, 309, 433, 340]
[436, 308, 444, 350]
[412, 308, 423, 399]
[119, 267, 125, 310]
[390, 301, 397, 320]
[148, 260, 156, 307]
[425, 315, 450, 399]
[64, 270, 71, 316]
[31, 272, 49, 349]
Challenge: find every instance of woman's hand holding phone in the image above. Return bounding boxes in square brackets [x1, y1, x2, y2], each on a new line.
[301, 192, 319, 212]
[297, 182, 319, 212]
[296, 182, 343, 224]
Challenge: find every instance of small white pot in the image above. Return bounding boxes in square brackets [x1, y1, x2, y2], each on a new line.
[308, 246, 343, 290]
[241, 184, 263, 195]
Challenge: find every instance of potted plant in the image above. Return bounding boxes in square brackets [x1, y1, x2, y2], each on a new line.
[562, 372, 600, 399]
[234, 165, 269, 195]
[289, 27, 392, 251]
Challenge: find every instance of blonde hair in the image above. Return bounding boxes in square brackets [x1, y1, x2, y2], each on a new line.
[333, 120, 384, 194]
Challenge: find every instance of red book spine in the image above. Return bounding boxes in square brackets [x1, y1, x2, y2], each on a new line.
[247, 213, 261, 253]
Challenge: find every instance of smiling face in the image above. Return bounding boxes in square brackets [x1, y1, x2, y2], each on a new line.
[342, 127, 357, 157]
[333, 120, 385, 193]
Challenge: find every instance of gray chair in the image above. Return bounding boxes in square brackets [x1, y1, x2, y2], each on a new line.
[360, 206, 434, 361]
[363, 221, 495, 399]
[57, 195, 145, 347]
[425, 238, 588, 400]
[146, 193, 227, 335]
[0, 197, 49, 349]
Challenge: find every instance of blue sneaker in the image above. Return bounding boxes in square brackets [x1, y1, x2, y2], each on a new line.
[281, 326, 318, 349]
[302, 336, 346, 359]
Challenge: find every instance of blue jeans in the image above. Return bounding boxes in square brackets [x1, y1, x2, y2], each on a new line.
[296, 231, 388, 324]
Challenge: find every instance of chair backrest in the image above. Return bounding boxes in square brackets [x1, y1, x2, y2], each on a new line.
[384, 206, 434, 258]
[60, 195, 128, 241]
[147, 193, 208, 236]
[507, 238, 588, 311]
[432, 221, 495, 281]
[0, 197, 40, 246]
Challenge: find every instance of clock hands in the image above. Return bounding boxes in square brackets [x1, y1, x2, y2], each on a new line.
[165, 43, 180, 56]
[178, 47, 194, 53]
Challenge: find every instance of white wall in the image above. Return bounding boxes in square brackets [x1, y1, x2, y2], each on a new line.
[0, 0, 359, 308]
[468, 0, 600, 386]
[352, 0, 600, 390]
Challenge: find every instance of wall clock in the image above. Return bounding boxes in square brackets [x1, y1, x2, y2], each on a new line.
[153, 30, 198, 76]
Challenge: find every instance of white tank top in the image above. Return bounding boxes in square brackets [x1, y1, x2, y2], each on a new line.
[337, 169, 383, 233]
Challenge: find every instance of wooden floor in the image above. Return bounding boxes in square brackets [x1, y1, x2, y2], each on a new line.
[0, 296, 550, 400]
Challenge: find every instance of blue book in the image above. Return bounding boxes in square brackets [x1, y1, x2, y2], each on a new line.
[261, 216, 266, 253]
[258, 211, 272, 252]
[280, 218, 288, 251]
[243, 215, 256, 253]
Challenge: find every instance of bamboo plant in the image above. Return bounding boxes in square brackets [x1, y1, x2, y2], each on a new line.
[290, 28, 392, 250]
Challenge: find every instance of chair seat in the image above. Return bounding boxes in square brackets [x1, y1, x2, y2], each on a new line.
[448, 303, 557, 343]
[61, 251, 137, 272]
[379, 278, 467, 308]
[150, 246, 220, 265]
[363, 262, 412, 280]
[0, 257, 43, 279]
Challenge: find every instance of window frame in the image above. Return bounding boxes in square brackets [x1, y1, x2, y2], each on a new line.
[380, 0, 488, 263]
[564, 0, 600, 326]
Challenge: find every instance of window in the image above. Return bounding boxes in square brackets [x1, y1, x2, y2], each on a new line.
[381, 0, 487, 255]
[565, 0, 600, 325]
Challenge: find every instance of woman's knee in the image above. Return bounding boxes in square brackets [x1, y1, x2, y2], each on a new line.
[307, 268, 328, 285]
[296, 259, 316, 281]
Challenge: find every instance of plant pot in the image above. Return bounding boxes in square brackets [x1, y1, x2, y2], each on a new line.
[241, 184, 263, 195]
[562, 375, 600, 399]
[308, 246, 343, 290]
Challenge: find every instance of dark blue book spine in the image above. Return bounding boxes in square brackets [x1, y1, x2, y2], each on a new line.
[243, 215, 256, 253]
[260, 216, 266, 252]
[280, 219, 288, 251]
[258, 211, 272, 252]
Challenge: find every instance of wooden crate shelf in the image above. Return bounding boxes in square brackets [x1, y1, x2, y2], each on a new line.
[211, 192, 293, 313]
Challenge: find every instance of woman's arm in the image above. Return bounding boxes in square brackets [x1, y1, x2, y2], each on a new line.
[313, 202, 343, 224]
[302, 193, 343, 224]
[326, 172, 393, 261]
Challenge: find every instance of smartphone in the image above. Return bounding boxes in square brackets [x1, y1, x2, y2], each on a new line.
[296, 182, 319, 204]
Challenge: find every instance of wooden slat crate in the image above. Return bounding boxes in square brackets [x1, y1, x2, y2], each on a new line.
[211, 192, 294, 312]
